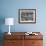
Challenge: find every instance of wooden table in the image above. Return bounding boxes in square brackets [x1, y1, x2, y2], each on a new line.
[4, 32, 43, 46]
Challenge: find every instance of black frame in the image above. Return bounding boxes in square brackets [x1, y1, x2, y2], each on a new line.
[18, 9, 36, 24]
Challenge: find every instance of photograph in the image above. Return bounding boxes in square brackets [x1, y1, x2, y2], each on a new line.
[18, 9, 36, 23]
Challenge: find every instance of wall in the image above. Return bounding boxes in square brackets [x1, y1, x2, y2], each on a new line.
[0, 0, 46, 32]
[0, 0, 46, 46]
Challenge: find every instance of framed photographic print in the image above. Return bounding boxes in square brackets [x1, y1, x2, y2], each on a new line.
[18, 9, 36, 23]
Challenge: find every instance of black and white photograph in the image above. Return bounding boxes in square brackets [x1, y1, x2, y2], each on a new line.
[19, 9, 36, 23]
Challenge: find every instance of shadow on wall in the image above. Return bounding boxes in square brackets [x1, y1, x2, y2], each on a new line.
[0, 16, 5, 46]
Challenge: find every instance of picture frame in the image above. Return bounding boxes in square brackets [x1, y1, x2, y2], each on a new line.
[18, 9, 36, 23]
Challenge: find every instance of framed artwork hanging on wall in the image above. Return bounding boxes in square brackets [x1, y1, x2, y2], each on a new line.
[18, 9, 36, 23]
